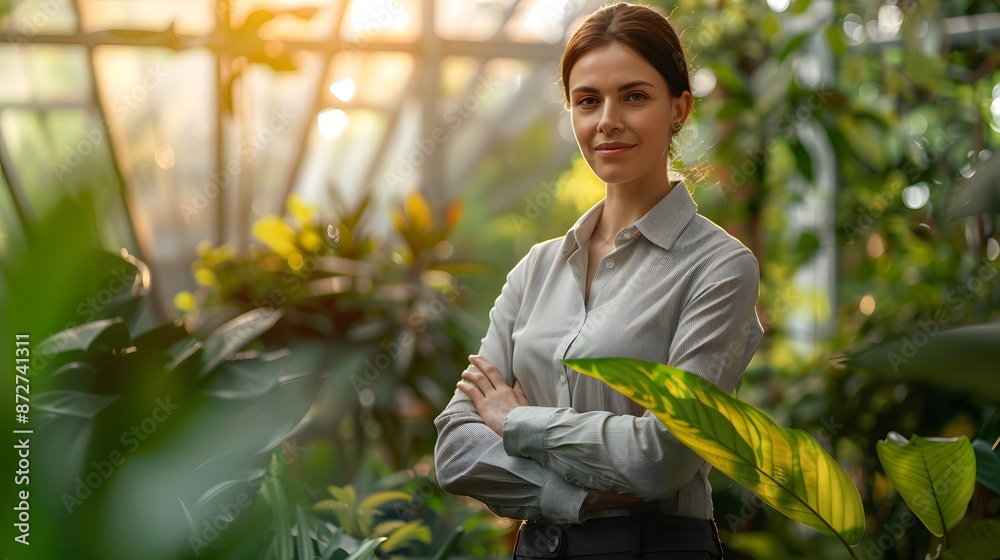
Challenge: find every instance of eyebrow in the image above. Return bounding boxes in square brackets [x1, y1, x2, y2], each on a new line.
[570, 80, 656, 96]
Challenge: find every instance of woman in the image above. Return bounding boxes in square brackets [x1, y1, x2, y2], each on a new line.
[434, 3, 762, 558]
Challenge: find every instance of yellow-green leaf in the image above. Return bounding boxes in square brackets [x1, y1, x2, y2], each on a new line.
[358, 490, 412, 511]
[379, 520, 431, 553]
[371, 519, 405, 538]
[326, 484, 357, 508]
[564, 357, 865, 547]
[876, 432, 975, 537]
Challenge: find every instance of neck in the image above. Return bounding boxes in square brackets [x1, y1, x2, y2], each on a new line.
[598, 177, 678, 238]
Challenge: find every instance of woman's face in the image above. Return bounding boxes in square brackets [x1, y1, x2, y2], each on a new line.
[567, 41, 688, 189]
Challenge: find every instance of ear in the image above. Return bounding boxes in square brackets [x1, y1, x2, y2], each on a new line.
[671, 90, 694, 127]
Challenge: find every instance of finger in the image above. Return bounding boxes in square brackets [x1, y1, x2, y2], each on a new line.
[469, 355, 504, 389]
[513, 379, 531, 406]
[461, 369, 491, 393]
[456, 379, 483, 407]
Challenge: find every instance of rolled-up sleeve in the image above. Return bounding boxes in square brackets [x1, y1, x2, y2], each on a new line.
[433, 248, 591, 523]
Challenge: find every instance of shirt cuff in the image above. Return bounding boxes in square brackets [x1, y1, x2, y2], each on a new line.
[502, 406, 555, 464]
[539, 470, 590, 524]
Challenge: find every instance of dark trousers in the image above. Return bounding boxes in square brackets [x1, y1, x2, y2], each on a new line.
[512, 514, 724, 559]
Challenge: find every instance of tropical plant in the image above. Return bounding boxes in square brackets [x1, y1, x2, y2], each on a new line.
[564, 357, 867, 557]
[175, 190, 474, 476]
[872, 425, 1000, 560]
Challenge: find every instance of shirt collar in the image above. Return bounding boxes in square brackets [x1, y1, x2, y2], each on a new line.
[561, 180, 698, 255]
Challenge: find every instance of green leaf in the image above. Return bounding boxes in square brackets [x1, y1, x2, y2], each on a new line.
[200, 308, 283, 374]
[902, 51, 946, 92]
[849, 323, 1000, 401]
[778, 32, 810, 61]
[972, 439, 1000, 496]
[824, 26, 847, 57]
[192, 479, 247, 516]
[790, 141, 814, 182]
[344, 538, 386, 560]
[296, 505, 316, 560]
[38, 318, 131, 357]
[944, 519, 1000, 560]
[265, 454, 294, 560]
[875, 432, 976, 537]
[133, 319, 189, 351]
[34, 390, 118, 418]
[204, 350, 289, 398]
[977, 409, 1000, 444]
[564, 357, 865, 547]
[431, 526, 464, 560]
[837, 114, 886, 171]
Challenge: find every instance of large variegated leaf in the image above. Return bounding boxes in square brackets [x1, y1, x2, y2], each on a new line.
[876, 432, 975, 537]
[564, 357, 864, 546]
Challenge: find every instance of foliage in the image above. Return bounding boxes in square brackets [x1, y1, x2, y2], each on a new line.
[873, 427, 1000, 559]
[175, 189, 474, 475]
[875, 433, 976, 539]
[565, 357, 864, 555]
[313, 484, 431, 557]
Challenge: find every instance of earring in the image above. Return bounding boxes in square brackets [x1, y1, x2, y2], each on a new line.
[673, 122, 682, 130]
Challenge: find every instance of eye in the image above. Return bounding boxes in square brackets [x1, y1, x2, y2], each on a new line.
[625, 91, 648, 102]
[575, 96, 598, 107]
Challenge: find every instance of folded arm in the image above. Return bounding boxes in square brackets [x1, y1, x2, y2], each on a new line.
[501, 248, 763, 499]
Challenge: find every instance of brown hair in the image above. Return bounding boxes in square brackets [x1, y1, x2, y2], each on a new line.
[560, 2, 690, 107]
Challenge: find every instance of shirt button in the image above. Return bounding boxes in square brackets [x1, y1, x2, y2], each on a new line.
[548, 535, 560, 552]
[564, 474, 573, 482]
[606, 259, 614, 269]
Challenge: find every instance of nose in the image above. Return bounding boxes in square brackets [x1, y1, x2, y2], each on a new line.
[597, 101, 623, 135]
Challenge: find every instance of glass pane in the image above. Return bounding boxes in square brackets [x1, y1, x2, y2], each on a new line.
[77, 0, 214, 35]
[0, 44, 92, 103]
[340, 0, 420, 43]
[436, 0, 515, 41]
[1, 0, 77, 35]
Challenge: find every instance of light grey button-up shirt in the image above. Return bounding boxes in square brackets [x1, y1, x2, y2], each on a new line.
[434, 181, 763, 525]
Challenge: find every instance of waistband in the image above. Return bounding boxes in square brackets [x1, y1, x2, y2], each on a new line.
[515, 513, 722, 558]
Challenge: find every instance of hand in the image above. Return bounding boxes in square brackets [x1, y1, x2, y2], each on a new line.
[457, 355, 531, 436]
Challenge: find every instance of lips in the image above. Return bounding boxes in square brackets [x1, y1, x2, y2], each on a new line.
[594, 143, 635, 157]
